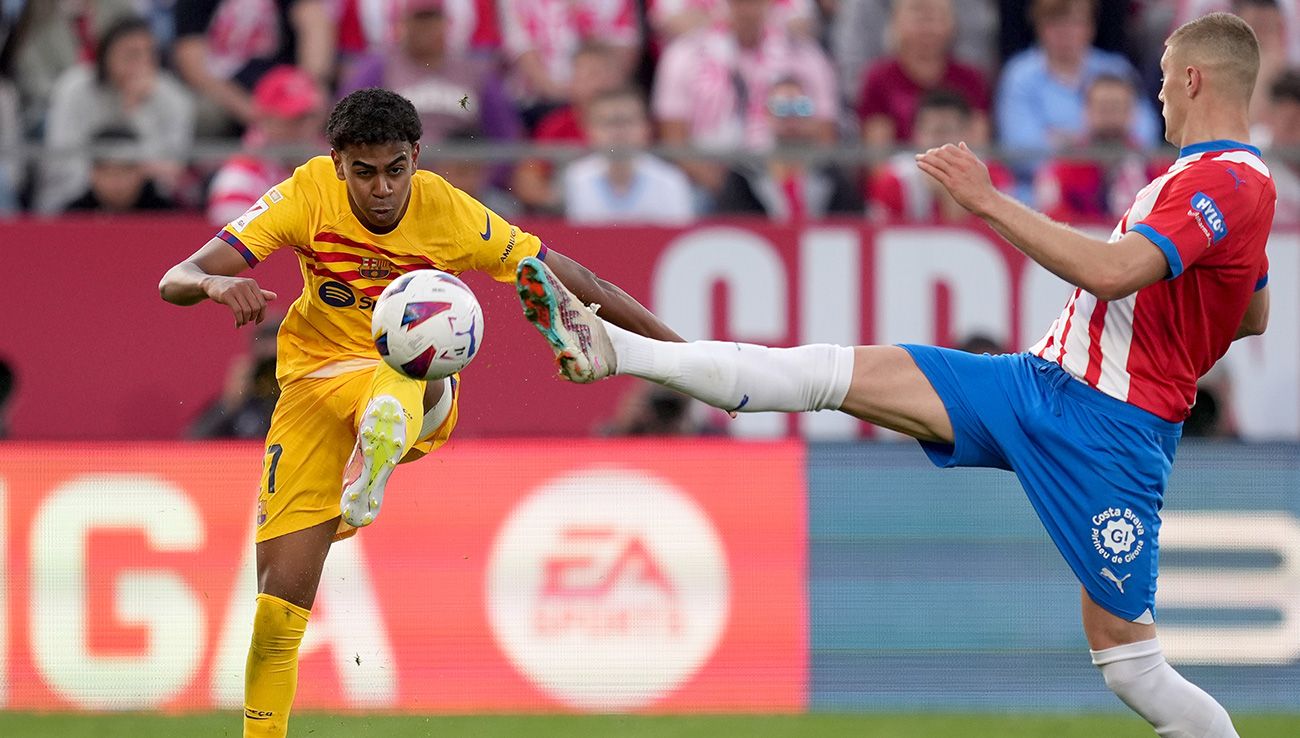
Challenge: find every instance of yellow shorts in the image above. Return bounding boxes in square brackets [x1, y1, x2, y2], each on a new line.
[255, 362, 458, 543]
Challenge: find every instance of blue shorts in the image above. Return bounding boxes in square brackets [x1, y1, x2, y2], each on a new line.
[901, 345, 1183, 623]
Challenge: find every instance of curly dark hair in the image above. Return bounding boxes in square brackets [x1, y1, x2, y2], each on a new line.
[326, 88, 423, 151]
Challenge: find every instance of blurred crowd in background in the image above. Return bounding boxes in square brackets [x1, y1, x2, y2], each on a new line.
[3, 0, 1300, 225]
[0, 0, 1263, 439]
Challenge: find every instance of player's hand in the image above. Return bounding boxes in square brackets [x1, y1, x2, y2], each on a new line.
[203, 275, 278, 328]
[915, 142, 998, 217]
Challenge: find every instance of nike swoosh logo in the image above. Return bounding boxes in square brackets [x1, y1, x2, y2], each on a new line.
[728, 394, 750, 413]
[479, 210, 492, 240]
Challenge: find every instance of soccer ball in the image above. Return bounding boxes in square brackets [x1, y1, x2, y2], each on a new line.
[371, 270, 484, 380]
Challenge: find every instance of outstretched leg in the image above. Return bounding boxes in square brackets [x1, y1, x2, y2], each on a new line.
[606, 322, 856, 413]
[608, 324, 954, 441]
[517, 255, 952, 442]
[1083, 591, 1238, 738]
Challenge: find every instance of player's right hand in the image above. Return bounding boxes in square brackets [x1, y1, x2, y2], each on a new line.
[204, 276, 278, 327]
[915, 142, 997, 217]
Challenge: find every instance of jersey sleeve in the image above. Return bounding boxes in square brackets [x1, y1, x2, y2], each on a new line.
[1129, 164, 1249, 279]
[217, 168, 315, 267]
[440, 183, 546, 282]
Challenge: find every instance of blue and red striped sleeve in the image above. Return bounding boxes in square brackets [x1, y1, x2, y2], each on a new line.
[217, 229, 260, 267]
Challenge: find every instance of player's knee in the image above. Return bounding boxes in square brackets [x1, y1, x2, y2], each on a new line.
[1091, 639, 1239, 737]
[1097, 661, 1137, 693]
[1091, 638, 1162, 695]
[723, 343, 852, 414]
[250, 594, 310, 649]
[799, 344, 855, 411]
[759, 343, 853, 412]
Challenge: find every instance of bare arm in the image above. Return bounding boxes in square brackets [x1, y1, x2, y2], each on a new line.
[917, 142, 1168, 301]
[1235, 284, 1269, 339]
[544, 251, 683, 342]
[159, 237, 278, 327]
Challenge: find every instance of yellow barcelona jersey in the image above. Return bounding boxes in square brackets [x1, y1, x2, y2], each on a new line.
[218, 156, 545, 383]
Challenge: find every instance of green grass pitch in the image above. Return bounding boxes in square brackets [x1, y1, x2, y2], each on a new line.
[0, 713, 1297, 737]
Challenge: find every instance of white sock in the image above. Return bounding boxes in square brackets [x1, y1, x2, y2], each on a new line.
[418, 377, 454, 440]
[604, 321, 854, 413]
[1091, 638, 1238, 738]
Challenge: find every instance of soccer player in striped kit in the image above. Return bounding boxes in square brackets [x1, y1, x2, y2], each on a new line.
[519, 13, 1272, 737]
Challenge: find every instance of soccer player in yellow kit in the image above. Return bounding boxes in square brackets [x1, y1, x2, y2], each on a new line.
[159, 88, 679, 737]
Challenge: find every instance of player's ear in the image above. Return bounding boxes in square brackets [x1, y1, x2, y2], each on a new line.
[410, 141, 421, 171]
[1185, 65, 1201, 99]
[331, 149, 345, 181]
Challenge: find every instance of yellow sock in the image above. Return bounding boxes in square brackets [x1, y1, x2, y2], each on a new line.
[244, 593, 310, 738]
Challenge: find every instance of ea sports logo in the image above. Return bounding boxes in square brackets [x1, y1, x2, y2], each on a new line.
[486, 469, 730, 711]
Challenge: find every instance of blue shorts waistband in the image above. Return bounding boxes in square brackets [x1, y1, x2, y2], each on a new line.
[1025, 355, 1182, 435]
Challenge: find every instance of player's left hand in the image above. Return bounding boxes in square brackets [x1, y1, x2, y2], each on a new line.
[915, 142, 998, 217]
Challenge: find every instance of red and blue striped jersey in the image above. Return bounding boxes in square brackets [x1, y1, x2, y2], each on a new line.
[1030, 140, 1275, 422]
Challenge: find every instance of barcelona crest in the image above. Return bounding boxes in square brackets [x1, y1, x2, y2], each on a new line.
[359, 257, 394, 280]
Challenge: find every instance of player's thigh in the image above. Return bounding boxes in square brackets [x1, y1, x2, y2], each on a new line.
[838, 345, 954, 443]
[256, 517, 340, 609]
[256, 374, 367, 545]
[1014, 455, 1162, 628]
[1081, 587, 1156, 651]
[1008, 388, 1172, 629]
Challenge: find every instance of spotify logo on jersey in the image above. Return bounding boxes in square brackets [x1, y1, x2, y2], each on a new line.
[318, 281, 356, 307]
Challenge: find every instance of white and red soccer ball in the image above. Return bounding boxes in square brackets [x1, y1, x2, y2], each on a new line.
[371, 270, 484, 380]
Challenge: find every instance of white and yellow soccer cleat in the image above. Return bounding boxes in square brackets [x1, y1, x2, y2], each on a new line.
[339, 395, 407, 527]
[515, 256, 616, 383]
